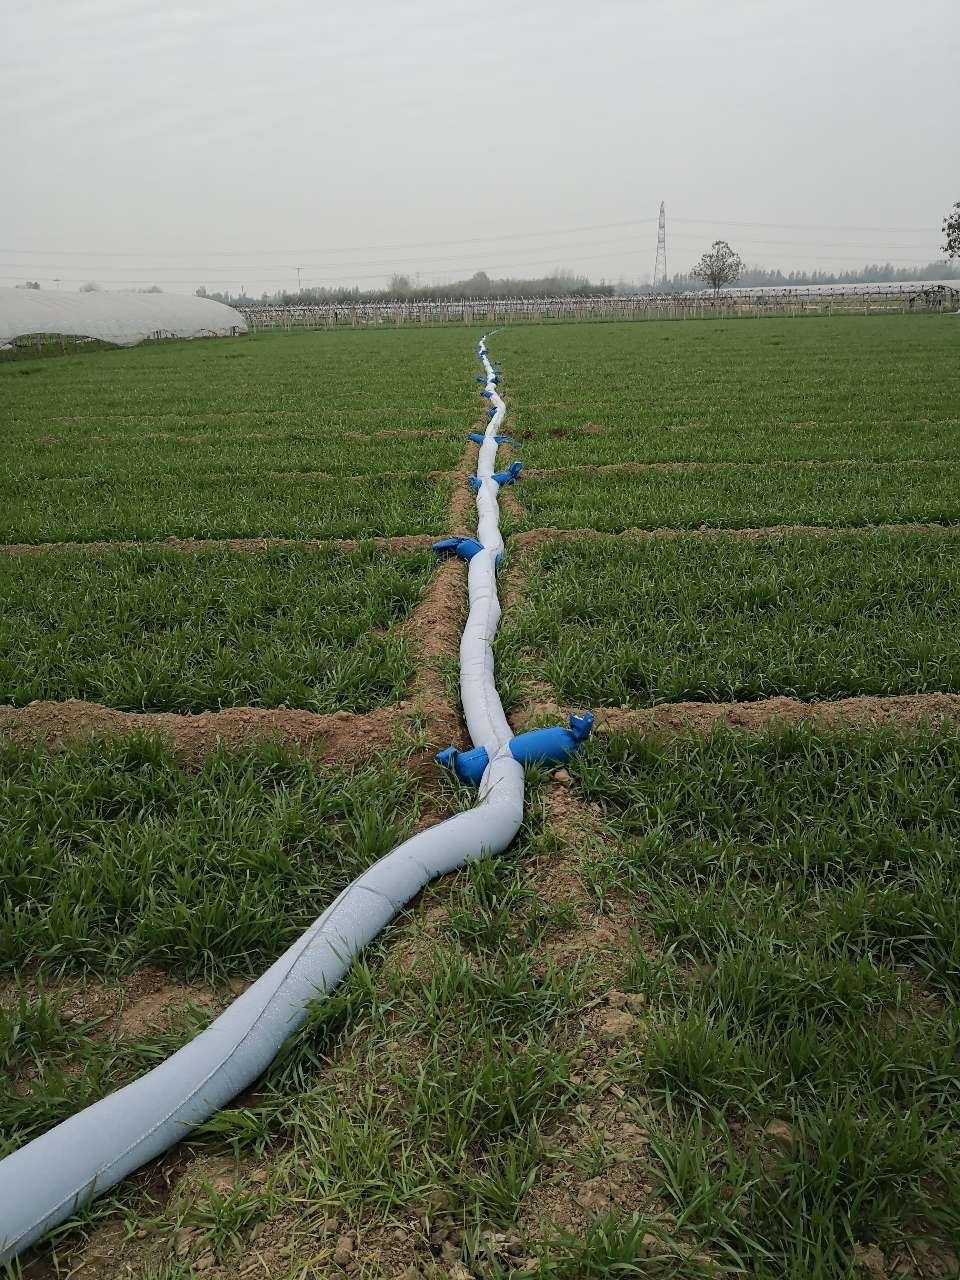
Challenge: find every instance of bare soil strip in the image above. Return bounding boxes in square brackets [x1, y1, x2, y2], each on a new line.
[512, 520, 960, 551]
[36, 428, 450, 445]
[0, 967, 235, 1044]
[14, 469, 460, 486]
[0, 441, 476, 760]
[23, 456, 955, 494]
[0, 700, 402, 764]
[401, 438, 475, 748]
[44, 407, 461, 423]
[3, 521, 954, 560]
[0, 534, 440, 558]
[514, 692, 960, 736]
[526, 457, 956, 478]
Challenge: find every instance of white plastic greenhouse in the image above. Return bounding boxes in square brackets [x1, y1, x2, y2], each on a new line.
[0, 288, 247, 348]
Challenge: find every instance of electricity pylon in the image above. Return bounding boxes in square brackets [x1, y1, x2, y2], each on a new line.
[653, 202, 667, 289]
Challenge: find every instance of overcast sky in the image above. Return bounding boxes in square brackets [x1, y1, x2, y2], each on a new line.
[1, 0, 957, 295]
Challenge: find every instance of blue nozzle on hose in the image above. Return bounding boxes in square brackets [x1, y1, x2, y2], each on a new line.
[436, 743, 490, 787]
[568, 712, 595, 742]
[438, 714, 595, 788]
[481, 389, 493, 399]
[494, 435, 518, 446]
[508, 712, 595, 770]
[433, 536, 484, 562]
[467, 432, 486, 444]
[467, 475, 482, 492]
[492, 460, 523, 487]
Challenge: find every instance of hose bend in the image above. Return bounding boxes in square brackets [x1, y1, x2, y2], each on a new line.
[0, 335, 523, 1263]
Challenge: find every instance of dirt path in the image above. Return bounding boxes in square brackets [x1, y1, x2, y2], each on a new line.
[0, 533, 439, 558]
[526, 457, 956, 477]
[514, 692, 960, 736]
[0, 700, 403, 764]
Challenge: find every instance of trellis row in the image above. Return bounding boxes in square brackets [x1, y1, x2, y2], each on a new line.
[238, 283, 959, 332]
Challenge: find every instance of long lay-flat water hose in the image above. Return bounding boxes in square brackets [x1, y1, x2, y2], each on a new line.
[0, 337, 591, 1262]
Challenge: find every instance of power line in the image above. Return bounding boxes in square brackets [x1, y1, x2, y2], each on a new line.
[671, 216, 937, 234]
[0, 214, 937, 260]
[1, 246, 945, 290]
[0, 233, 943, 280]
[0, 219, 658, 258]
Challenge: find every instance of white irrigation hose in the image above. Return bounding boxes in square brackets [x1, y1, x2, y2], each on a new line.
[0, 337, 524, 1263]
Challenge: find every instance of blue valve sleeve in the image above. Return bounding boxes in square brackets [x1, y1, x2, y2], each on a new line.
[436, 744, 490, 787]
[508, 712, 596, 769]
[432, 537, 484, 562]
[439, 714, 594, 788]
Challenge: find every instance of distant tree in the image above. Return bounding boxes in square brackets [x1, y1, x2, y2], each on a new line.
[79, 280, 101, 292]
[24, 280, 40, 289]
[389, 274, 412, 295]
[195, 286, 208, 298]
[943, 202, 960, 259]
[692, 240, 743, 294]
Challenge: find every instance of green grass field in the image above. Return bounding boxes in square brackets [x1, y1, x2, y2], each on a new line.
[2, 314, 959, 1279]
[0, 328, 476, 541]
[499, 531, 960, 707]
[0, 545, 433, 711]
[500, 315, 960, 460]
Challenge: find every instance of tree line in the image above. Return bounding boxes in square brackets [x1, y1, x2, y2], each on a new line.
[198, 270, 614, 307]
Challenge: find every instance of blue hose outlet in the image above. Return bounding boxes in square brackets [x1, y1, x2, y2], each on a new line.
[508, 712, 595, 769]
[492, 460, 523, 486]
[467, 475, 482, 492]
[436, 744, 490, 787]
[433, 536, 484, 562]
[481, 389, 493, 399]
[438, 714, 595, 788]
[467, 432, 486, 444]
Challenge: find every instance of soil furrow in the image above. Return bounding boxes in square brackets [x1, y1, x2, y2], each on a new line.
[0, 700, 402, 763]
[526, 457, 958, 478]
[514, 692, 960, 736]
[0, 534, 440, 557]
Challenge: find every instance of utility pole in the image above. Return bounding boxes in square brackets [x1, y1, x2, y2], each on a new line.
[653, 202, 667, 289]
[296, 266, 302, 293]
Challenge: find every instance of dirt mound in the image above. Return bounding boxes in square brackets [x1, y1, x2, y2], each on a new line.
[0, 700, 402, 765]
[0, 534, 439, 557]
[514, 693, 960, 737]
